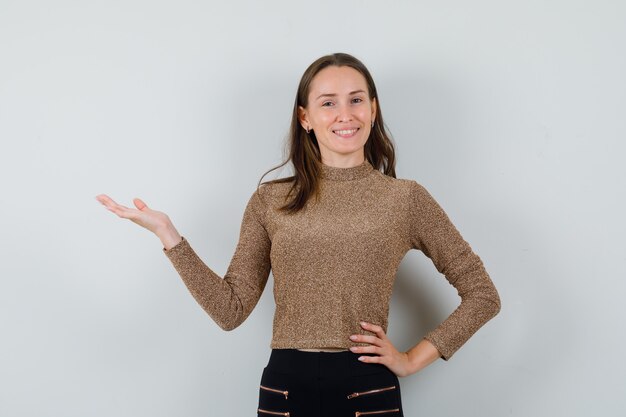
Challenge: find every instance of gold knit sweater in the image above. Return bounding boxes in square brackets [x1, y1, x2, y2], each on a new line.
[163, 159, 501, 360]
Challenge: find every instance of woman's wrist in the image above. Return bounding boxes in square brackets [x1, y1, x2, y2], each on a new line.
[157, 222, 182, 250]
[404, 339, 441, 375]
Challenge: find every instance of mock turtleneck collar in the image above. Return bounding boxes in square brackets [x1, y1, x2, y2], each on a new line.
[319, 159, 374, 181]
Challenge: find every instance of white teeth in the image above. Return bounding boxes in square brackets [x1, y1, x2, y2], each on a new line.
[334, 129, 358, 135]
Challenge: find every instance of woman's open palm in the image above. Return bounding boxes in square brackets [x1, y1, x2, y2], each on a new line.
[95, 194, 170, 235]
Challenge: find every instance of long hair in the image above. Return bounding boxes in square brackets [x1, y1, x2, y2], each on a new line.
[258, 52, 397, 214]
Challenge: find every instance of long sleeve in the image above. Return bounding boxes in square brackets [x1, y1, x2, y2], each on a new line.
[162, 188, 272, 331]
[408, 180, 501, 360]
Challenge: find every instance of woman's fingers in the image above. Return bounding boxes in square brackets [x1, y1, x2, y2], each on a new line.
[350, 321, 414, 376]
[350, 321, 390, 362]
[97, 194, 141, 215]
[133, 198, 147, 211]
[349, 322, 388, 345]
[95, 194, 113, 207]
[351, 334, 382, 346]
[96, 195, 139, 219]
[350, 344, 382, 355]
[360, 321, 388, 340]
[96, 194, 128, 211]
[95, 193, 169, 234]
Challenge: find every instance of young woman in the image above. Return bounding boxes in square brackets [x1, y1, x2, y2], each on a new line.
[96, 52, 501, 417]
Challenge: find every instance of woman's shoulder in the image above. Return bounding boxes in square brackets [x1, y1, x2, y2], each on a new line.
[370, 169, 423, 194]
[256, 177, 295, 197]
[246, 177, 295, 208]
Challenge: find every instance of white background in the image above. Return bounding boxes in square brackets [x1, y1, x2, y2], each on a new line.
[1, 1, 624, 416]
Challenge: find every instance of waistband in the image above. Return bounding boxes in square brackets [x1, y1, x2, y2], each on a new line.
[265, 348, 390, 378]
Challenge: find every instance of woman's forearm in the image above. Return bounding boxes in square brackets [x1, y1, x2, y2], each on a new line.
[404, 338, 442, 375]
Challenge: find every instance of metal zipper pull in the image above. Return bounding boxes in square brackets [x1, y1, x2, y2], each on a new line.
[260, 384, 289, 399]
[355, 408, 400, 416]
[347, 385, 397, 399]
[257, 408, 290, 416]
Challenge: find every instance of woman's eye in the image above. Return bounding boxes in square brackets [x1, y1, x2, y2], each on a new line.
[322, 101, 334, 107]
[352, 97, 363, 104]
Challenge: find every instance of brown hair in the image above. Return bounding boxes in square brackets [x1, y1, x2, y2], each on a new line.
[258, 52, 397, 214]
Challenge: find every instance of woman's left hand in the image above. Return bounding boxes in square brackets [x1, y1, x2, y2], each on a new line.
[349, 321, 413, 377]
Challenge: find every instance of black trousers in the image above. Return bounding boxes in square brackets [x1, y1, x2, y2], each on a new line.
[257, 348, 404, 417]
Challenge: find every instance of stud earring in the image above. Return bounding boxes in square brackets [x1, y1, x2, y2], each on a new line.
[306, 127, 310, 134]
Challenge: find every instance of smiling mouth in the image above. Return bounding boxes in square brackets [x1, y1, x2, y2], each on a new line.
[333, 128, 360, 138]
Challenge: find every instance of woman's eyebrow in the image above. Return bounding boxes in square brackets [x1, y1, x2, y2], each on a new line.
[315, 89, 366, 100]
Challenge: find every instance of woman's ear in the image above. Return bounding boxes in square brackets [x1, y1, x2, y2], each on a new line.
[371, 97, 377, 123]
[298, 105, 309, 130]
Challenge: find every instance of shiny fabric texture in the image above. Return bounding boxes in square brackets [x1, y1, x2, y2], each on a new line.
[163, 159, 501, 360]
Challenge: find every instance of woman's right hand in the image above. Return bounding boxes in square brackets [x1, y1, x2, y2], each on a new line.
[95, 194, 182, 249]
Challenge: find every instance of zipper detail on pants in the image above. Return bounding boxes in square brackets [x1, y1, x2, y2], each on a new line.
[258, 408, 290, 416]
[260, 384, 289, 399]
[347, 385, 397, 399]
[355, 408, 400, 416]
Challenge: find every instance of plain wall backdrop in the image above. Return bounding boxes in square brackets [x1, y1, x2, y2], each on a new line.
[1, 1, 624, 416]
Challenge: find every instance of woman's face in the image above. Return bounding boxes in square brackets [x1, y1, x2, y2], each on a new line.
[298, 65, 377, 165]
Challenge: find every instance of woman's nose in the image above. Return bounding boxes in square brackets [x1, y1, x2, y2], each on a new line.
[336, 104, 353, 122]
